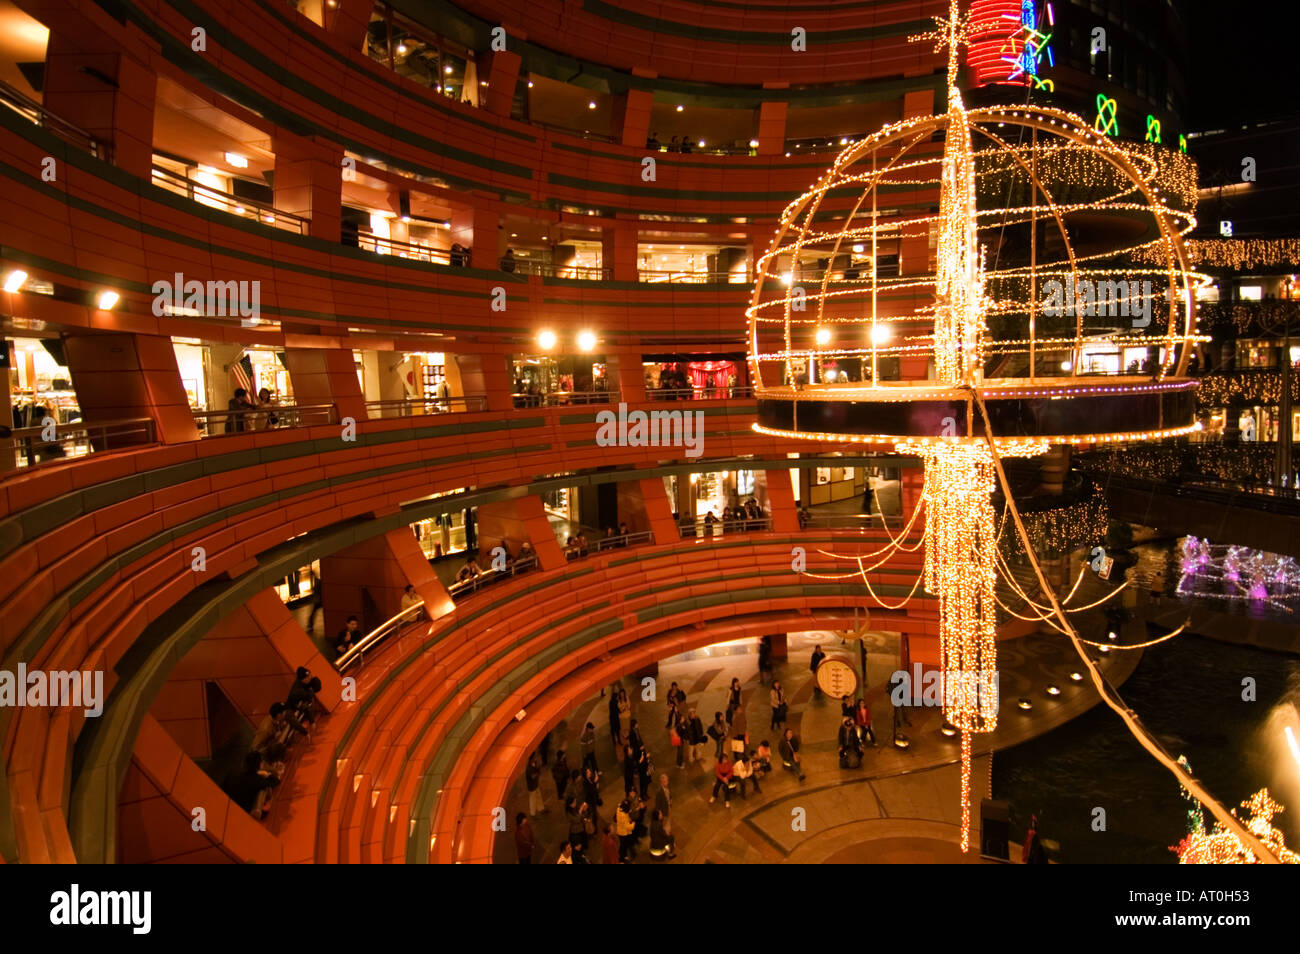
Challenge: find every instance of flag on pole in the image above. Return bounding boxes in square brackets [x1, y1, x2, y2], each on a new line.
[231, 352, 254, 396]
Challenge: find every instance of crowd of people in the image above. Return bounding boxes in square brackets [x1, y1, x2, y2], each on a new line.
[225, 666, 323, 819]
[223, 386, 281, 434]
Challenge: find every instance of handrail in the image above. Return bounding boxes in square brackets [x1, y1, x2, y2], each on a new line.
[644, 386, 752, 401]
[511, 390, 615, 407]
[150, 166, 309, 234]
[678, 515, 773, 537]
[637, 269, 747, 284]
[801, 512, 904, 529]
[515, 261, 611, 281]
[357, 232, 452, 265]
[193, 403, 338, 436]
[335, 602, 425, 672]
[0, 78, 108, 159]
[5, 416, 155, 468]
[564, 529, 653, 558]
[447, 553, 539, 599]
[364, 395, 488, 417]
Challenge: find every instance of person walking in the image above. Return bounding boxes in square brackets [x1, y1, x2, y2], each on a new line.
[810, 644, 826, 695]
[616, 795, 637, 862]
[709, 754, 734, 807]
[514, 812, 535, 863]
[687, 708, 707, 765]
[579, 721, 599, 773]
[769, 681, 788, 731]
[665, 680, 687, 727]
[635, 746, 654, 799]
[623, 744, 637, 796]
[551, 746, 570, 802]
[725, 677, 742, 725]
[525, 754, 545, 816]
[653, 774, 672, 823]
[608, 686, 622, 752]
[672, 713, 689, 768]
[649, 809, 677, 859]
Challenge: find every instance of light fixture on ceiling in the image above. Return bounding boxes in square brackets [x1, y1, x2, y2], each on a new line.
[3, 270, 28, 293]
[97, 290, 119, 310]
[537, 329, 557, 350]
[815, 327, 831, 345]
[675, 105, 683, 112]
[749, 139, 759, 148]
[870, 324, 892, 345]
[444, 65, 453, 74]
[588, 101, 596, 110]
[224, 152, 248, 169]
[577, 330, 597, 351]
[397, 43, 407, 54]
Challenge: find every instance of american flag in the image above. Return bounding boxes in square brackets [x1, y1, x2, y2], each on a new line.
[231, 352, 254, 396]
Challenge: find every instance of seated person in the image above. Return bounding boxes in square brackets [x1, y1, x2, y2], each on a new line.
[228, 751, 280, 818]
[732, 755, 761, 797]
[455, 554, 483, 582]
[838, 717, 863, 768]
[258, 741, 287, 777]
[399, 584, 424, 619]
[251, 702, 303, 753]
[753, 742, 772, 775]
[286, 670, 323, 726]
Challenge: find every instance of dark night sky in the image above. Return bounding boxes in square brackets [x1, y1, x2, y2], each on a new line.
[1183, 1, 1300, 130]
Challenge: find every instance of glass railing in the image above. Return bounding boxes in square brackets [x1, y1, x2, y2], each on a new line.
[645, 386, 752, 401]
[356, 232, 452, 264]
[637, 269, 749, 284]
[511, 390, 615, 407]
[678, 515, 772, 538]
[364, 396, 488, 417]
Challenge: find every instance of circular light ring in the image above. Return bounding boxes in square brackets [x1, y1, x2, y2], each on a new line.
[754, 385, 1196, 443]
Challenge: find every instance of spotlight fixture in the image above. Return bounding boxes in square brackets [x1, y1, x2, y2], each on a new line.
[527, 81, 533, 88]
[1046, 684, 1061, 697]
[96, 290, 119, 310]
[444, 65, 453, 74]
[1069, 671, 1083, 682]
[697, 139, 705, 148]
[577, 330, 597, 351]
[940, 721, 958, 737]
[814, 327, 831, 346]
[588, 101, 596, 110]
[748, 139, 759, 148]
[3, 270, 28, 293]
[1098, 644, 1111, 654]
[870, 324, 893, 346]
[893, 734, 911, 750]
[1107, 631, 1118, 640]
[397, 43, 407, 54]
[675, 105, 683, 112]
[537, 330, 557, 350]
[224, 152, 248, 168]
[1017, 698, 1032, 711]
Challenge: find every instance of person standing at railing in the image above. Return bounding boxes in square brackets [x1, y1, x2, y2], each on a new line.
[256, 387, 279, 429]
[400, 584, 424, 621]
[499, 248, 516, 273]
[225, 388, 253, 433]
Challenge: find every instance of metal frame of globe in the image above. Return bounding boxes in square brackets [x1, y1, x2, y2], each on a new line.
[746, 103, 1205, 448]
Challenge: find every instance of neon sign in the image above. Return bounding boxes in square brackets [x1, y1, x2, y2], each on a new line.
[1000, 1, 1054, 90]
[1145, 115, 1161, 144]
[1094, 94, 1118, 136]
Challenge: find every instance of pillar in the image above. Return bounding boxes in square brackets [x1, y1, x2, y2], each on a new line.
[601, 218, 639, 282]
[634, 477, 679, 543]
[479, 48, 522, 118]
[42, 22, 157, 178]
[764, 469, 800, 531]
[474, 495, 566, 569]
[63, 332, 200, 444]
[319, 529, 421, 640]
[613, 88, 655, 149]
[755, 97, 789, 156]
[273, 132, 344, 241]
[451, 195, 500, 269]
[324, 0, 375, 50]
[605, 352, 643, 401]
[452, 353, 513, 412]
[283, 347, 368, 422]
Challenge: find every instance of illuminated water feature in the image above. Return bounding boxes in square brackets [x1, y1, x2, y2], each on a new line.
[994, 537, 1300, 863]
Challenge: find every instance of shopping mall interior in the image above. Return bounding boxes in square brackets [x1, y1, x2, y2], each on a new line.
[1, 0, 1299, 872]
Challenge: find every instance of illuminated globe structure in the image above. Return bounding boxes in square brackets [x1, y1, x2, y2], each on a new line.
[747, 2, 1206, 852]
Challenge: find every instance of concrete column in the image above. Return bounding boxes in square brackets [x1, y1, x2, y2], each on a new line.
[601, 218, 639, 282]
[451, 195, 500, 269]
[475, 495, 566, 569]
[42, 22, 157, 178]
[635, 477, 679, 543]
[319, 528, 434, 641]
[325, 0, 375, 49]
[614, 88, 655, 149]
[764, 469, 800, 531]
[606, 352, 644, 401]
[479, 48, 522, 118]
[283, 347, 368, 422]
[63, 332, 200, 444]
[755, 99, 788, 156]
[273, 132, 344, 241]
[452, 353, 513, 412]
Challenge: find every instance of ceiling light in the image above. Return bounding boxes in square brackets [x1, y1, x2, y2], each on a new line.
[588, 101, 596, 110]
[1046, 684, 1061, 697]
[397, 43, 407, 54]
[675, 105, 683, 112]
[852, 243, 864, 254]
[697, 139, 705, 147]
[444, 65, 453, 74]
[870, 324, 892, 345]
[97, 290, 119, 310]
[1069, 672, 1083, 682]
[748, 139, 759, 148]
[224, 152, 248, 168]
[1017, 698, 1032, 711]
[784, 152, 790, 157]
[527, 81, 534, 88]
[510, 233, 517, 238]
[815, 327, 831, 345]
[537, 329, 557, 350]
[577, 330, 597, 351]
[1060, 360, 1073, 371]
[4, 270, 28, 293]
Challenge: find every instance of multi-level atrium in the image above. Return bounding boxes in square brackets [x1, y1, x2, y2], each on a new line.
[0, 0, 1298, 933]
